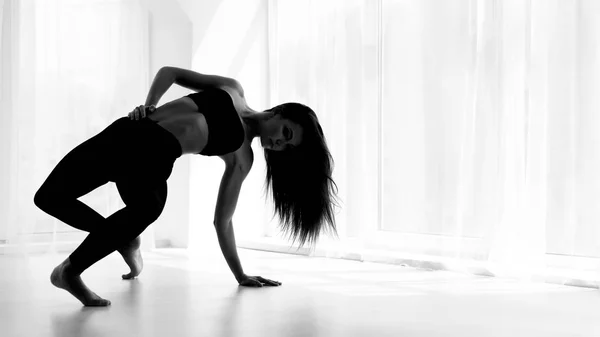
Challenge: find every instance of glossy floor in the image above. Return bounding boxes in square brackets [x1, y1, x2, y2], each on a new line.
[0, 248, 598, 337]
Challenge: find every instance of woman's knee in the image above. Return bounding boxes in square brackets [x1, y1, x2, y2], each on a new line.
[34, 181, 70, 211]
[33, 187, 53, 211]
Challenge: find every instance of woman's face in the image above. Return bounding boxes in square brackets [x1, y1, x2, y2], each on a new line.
[261, 115, 303, 151]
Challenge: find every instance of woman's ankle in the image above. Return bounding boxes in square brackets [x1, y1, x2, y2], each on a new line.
[63, 257, 79, 276]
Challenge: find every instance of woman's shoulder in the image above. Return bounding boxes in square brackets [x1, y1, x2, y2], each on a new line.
[219, 81, 244, 100]
[220, 84, 256, 124]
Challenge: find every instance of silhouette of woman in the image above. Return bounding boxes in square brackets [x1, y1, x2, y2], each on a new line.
[34, 66, 339, 306]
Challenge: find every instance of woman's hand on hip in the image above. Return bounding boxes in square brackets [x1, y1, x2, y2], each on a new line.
[128, 105, 156, 120]
[238, 274, 282, 287]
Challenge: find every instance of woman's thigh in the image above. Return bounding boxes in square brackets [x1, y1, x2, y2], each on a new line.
[37, 117, 175, 199]
[37, 124, 119, 199]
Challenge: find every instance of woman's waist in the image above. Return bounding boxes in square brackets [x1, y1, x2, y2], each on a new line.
[149, 115, 208, 155]
[146, 97, 198, 122]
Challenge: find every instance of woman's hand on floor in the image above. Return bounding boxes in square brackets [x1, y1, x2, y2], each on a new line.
[238, 274, 282, 287]
[128, 105, 155, 120]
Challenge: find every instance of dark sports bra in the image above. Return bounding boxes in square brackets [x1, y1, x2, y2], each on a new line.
[185, 88, 245, 156]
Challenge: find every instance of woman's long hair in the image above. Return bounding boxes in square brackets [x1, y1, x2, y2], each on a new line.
[263, 103, 340, 248]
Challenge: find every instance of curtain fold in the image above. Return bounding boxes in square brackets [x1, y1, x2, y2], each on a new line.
[0, 0, 8, 244]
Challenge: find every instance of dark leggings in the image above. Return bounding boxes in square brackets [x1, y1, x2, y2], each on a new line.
[34, 117, 182, 274]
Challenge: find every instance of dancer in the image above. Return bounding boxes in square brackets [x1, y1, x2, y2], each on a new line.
[33, 66, 339, 306]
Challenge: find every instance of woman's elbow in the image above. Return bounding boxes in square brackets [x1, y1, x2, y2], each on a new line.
[158, 66, 177, 80]
[213, 219, 233, 232]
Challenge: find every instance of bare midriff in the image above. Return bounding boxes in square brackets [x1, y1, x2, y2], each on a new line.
[147, 97, 209, 155]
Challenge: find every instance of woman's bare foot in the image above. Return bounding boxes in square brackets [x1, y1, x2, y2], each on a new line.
[118, 236, 143, 280]
[50, 259, 111, 307]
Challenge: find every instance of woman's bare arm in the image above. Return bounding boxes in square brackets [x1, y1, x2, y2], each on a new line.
[169, 67, 241, 91]
[144, 66, 243, 107]
[164, 66, 243, 94]
[213, 164, 250, 282]
[214, 150, 280, 287]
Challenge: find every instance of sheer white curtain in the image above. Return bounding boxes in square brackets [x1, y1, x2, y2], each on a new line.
[0, 0, 150, 253]
[267, 0, 600, 281]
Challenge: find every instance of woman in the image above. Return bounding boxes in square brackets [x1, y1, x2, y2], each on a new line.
[33, 66, 339, 306]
